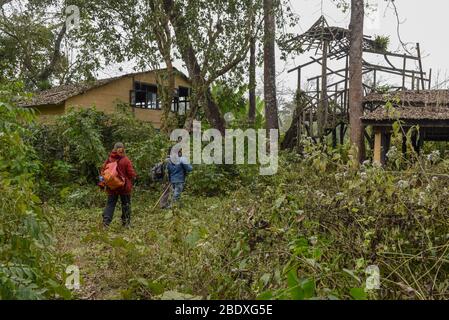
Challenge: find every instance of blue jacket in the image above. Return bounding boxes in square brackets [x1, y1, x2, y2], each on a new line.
[166, 156, 193, 183]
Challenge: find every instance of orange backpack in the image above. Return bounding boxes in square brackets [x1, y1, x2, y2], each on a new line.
[102, 159, 125, 190]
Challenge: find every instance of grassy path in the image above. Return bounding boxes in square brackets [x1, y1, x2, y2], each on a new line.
[52, 187, 270, 299]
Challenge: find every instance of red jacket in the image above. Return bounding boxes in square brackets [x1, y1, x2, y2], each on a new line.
[101, 151, 137, 195]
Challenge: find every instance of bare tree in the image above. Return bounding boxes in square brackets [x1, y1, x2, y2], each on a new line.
[348, 0, 365, 162]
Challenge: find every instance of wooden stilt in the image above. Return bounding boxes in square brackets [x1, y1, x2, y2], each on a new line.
[373, 128, 383, 165]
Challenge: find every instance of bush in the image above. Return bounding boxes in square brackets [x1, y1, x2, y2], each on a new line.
[31, 107, 171, 195]
[188, 164, 241, 196]
[242, 143, 449, 300]
[0, 93, 71, 299]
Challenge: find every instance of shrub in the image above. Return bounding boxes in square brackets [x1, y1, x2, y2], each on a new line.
[31, 107, 171, 192]
[188, 164, 241, 196]
[56, 108, 108, 181]
[0, 93, 71, 299]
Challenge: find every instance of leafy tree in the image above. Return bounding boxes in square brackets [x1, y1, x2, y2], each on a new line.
[76, 0, 262, 134]
[0, 0, 98, 90]
[163, 0, 263, 133]
[211, 83, 264, 128]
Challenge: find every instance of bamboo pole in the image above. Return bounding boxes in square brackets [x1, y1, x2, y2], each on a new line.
[416, 43, 425, 91]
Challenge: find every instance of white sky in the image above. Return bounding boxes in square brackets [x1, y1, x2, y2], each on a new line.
[98, 0, 449, 105]
[275, 0, 449, 102]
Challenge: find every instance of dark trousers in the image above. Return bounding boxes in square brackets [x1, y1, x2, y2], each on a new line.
[103, 194, 131, 226]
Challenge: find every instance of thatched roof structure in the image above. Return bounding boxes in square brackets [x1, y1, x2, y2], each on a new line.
[282, 16, 379, 59]
[363, 90, 449, 124]
[362, 105, 449, 122]
[364, 90, 449, 107]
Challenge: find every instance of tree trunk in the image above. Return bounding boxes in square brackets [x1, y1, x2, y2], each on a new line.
[163, 0, 226, 134]
[348, 0, 366, 163]
[149, 0, 175, 135]
[157, 64, 175, 135]
[263, 0, 279, 130]
[248, 36, 256, 123]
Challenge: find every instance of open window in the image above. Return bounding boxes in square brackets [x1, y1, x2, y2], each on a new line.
[130, 82, 190, 114]
[176, 86, 190, 115]
[130, 82, 159, 109]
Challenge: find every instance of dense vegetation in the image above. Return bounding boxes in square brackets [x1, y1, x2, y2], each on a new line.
[0, 87, 71, 299]
[1, 0, 448, 303]
[2, 86, 449, 300]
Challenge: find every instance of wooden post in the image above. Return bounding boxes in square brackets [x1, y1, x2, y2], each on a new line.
[309, 106, 313, 137]
[296, 68, 302, 141]
[416, 43, 426, 91]
[334, 84, 338, 126]
[321, 40, 329, 136]
[428, 68, 432, 90]
[344, 55, 349, 114]
[402, 54, 407, 90]
[373, 127, 383, 165]
[373, 69, 377, 92]
[373, 127, 390, 166]
[418, 129, 424, 154]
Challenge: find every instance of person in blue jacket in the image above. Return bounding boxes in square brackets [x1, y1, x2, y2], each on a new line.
[160, 146, 193, 208]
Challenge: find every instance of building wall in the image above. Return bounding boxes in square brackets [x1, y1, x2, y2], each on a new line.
[66, 76, 133, 115]
[134, 71, 191, 89]
[32, 104, 65, 123]
[63, 71, 190, 129]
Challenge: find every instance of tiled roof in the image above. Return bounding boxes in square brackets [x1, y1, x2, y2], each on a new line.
[17, 68, 189, 107]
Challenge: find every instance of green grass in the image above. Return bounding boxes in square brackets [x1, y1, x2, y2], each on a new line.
[50, 149, 449, 300]
[52, 187, 283, 300]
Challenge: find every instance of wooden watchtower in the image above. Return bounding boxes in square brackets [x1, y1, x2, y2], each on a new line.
[281, 16, 432, 150]
[362, 90, 449, 164]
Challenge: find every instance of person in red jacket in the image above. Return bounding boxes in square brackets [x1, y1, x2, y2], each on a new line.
[101, 142, 137, 227]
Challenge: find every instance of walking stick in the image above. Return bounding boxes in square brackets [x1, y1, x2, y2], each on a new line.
[152, 183, 171, 211]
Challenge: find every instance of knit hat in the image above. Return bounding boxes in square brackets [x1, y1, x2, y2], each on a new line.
[114, 142, 125, 150]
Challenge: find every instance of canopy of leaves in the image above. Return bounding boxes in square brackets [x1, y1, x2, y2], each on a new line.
[0, 0, 98, 90]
